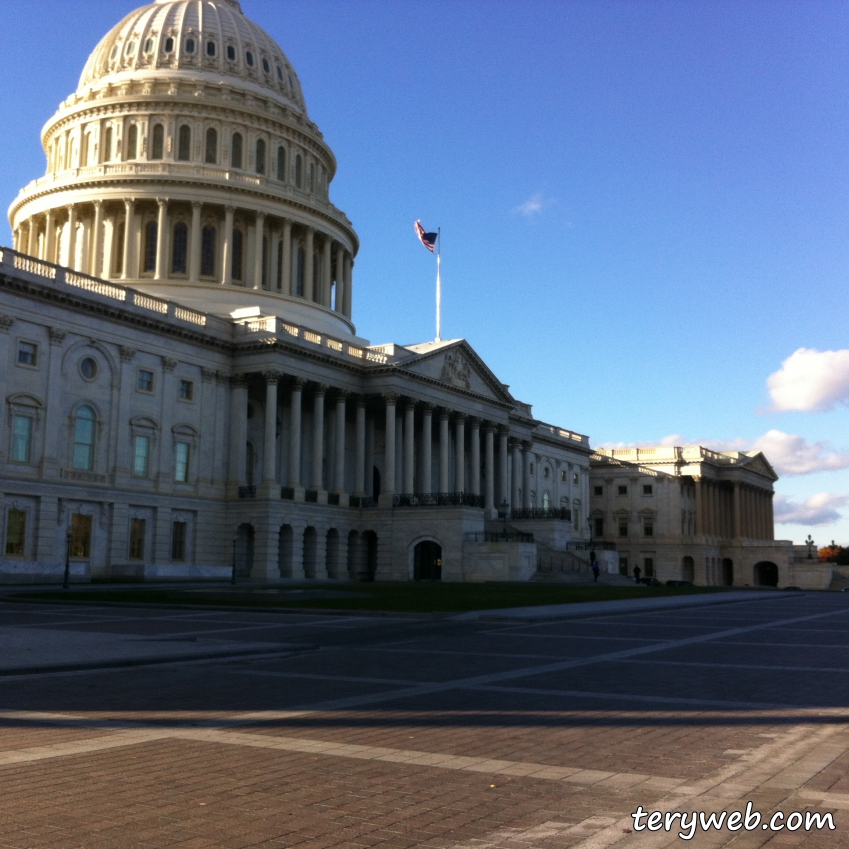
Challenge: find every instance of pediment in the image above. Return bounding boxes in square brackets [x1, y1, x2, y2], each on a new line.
[397, 339, 514, 404]
[741, 451, 778, 481]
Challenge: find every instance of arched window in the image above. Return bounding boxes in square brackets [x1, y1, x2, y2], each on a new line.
[205, 127, 217, 164]
[295, 154, 302, 188]
[542, 492, 551, 510]
[276, 240, 284, 290]
[164, 36, 174, 53]
[103, 127, 113, 163]
[172, 222, 188, 274]
[295, 245, 305, 296]
[126, 124, 138, 160]
[206, 40, 216, 57]
[255, 138, 266, 175]
[113, 221, 125, 275]
[201, 226, 216, 277]
[185, 38, 196, 55]
[144, 221, 157, 273]
[72, 406, 96, 471]
[308, 162, 314, 192]
[232, 229, 243, 281]
[276, 146, 286, 181]
[151, 124, 164, 160]
[81, 133, 90, 167]
[231, 132, 243, 169]
[177, 125, 191, 161]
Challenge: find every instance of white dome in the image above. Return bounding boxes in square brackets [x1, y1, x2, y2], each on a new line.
[78, 0, 307, 115]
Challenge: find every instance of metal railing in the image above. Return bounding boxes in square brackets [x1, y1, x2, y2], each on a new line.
[304, 490, 319, 503]
[238, 486, 256, 499]
[466, 531, 534, 544]
[349, 495, 377, 509]
[512, 507, 572, 521]
[395, 492, 485, 508]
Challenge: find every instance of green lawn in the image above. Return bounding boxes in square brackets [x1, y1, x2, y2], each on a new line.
[13, 582, 724, 614]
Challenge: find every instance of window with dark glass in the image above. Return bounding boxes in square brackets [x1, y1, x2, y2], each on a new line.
[144, 221, 157, 273]
[593, 517, 604, 537]
[151, 124, 164, 160]
[177, 125, 191, 161]
[618, 518, 628, 537]
[295, 245, 304, 295]
[643, 557, 654, 577]
[179, 379, 193, 401]
[205, 127, 217, 164]
[643, 520, 654, 537]
[80, 357, 97, 380]
[276, 146, 286, 181]
[206, 40, 216, 57]
[164, 36, 174, 53]
[113, 221, 125, 275]
[129, 518, 145, 560]
[5, 509, 26, 556]
[133, 435, 150, 477]
[144, 38, 154, 54]
[171, 521, 187, 561]
[245, 50, 254, 66]
[232, 229, 244, 281]
[174, 443, 189, 482]
[593, 485, 603, 496]
[618, 485, 628, 495]
[126, 124, 138, 160]
[295, 154, 302, 187]
[11, 416, 32, 463]
[103, 127, 113, 163]
[17, 341, 37, 366]
[231, 132, 243, 169]
[262, 57, 270, 74]
[137, 369, 154, 392]
[642, 484, 653, 495]
[255, 138, 266, 175]
[201, 226, 216, 276]
[226, 45, 236, 61]
[172, 222, 188, 274]
[70, 514, 92, 559]
[185, 38, 196, 55]
[276, 65, 283, 81]
[308, 162, 314, 192]
[72, 406, 95, 470]
[276, 240, 283, 290]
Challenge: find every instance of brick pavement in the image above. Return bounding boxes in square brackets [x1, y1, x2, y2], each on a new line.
[0, 594, 846, 847]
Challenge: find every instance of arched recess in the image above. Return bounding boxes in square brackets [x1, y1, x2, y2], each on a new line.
[303, 526, 318, 579]
[278, 524, 294, 578]
[361, 531, 378, 582]
[235, 523, 254, 578]
[411, 537, 442, 581]
[60, 340, 118, 387]
[681, 556, 695, 584]
[722, 558, 734, 586]
[326, 528, 341, 579]
[754, 561, 778, 587]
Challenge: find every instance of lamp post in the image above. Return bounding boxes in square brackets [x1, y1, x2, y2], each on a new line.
[63, 529, 72, 590]
[805, 534, 815, 560]
[231, 534, 238, 585]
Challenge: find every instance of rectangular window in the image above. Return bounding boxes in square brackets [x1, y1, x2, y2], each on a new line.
[593, 485, 603, 496]
[644, 557, 654, 578]
[644, 520, 654, 537]
[11, 416, 32, 463]
[178, 379, 193, 401]
[618, 519, 628, 537]
[70, 514, 92, 559]
[137, 369, 154, 392]
[618, 485, 628, 496]
[171, 521, 187, 561]
[133, 435, 150, 477]
[17, 341, 37, 366]
[560, 470, 566, 483]
[643, 484, 653, 495]
[529, 463, 534, 475]
[174, 442, 189, 482]
[619, 556, 629, 576]
[128, 518, 146, 560]
[5, 509, 26, 556]
[573, 473, 579, 486]
[593, 517, 604, 537]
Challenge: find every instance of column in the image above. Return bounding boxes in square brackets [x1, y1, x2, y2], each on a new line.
[484, 425, 495, 512]
[511, 439, 522, 512]
[262, 371, 280, 484]
[27, 217, 38, 257]
[439, 410, 450, 494]
[311, 383, 327, 494]
[222, 205, 234, 285]
[335, 245, 346, 313]
[420, 404, 433, 495]
[66, 205, 77, 270]
[403, 401, 416, 495]
[288, 378, 305, 494]
[694, 477, 704, 538]
[354, 397, 366, 496]
[303, 227, 314, 301]
[523, 442, 533, 509]
[44, 210, 56, 262]
[90, 201, 103, 277]
[189, 201, 202, 283]
[268, 227, 280, 292]
[498, 427, 509, 508]
[767, 492, 774, 540]
[227, 375, 248, 496]
[253, 211, 266, 290]
[154, 199, 168, 280]
[121, 199, 134, 279]
[334, 390, 347, 495]
[281, 219, 292, 294]
[469, 418, 480, 497]
[343, 253, 353, 317]
[454, 414, 466, 494]
[380, 393, 397, 507]
[322, 236, 332, 306]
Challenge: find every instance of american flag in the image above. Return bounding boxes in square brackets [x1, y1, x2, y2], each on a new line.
[414, 220, 438, 253]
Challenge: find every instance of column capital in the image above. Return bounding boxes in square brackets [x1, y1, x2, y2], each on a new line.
[404, 399, 417, 413]
[356, 395, 367, 409]
[498, 425, 510, 436]
[156, 197, 168, 207]
[66, 203, 75, 214]
[162, 357, 177, 373]
[93, 199, 103, 209]
[256, 210, 266, 221]
[314, 382, 329, 397]
[420, 402, 434, 414]
[263, 369, 282, 384]
[230, 373, 248, 388]
[335, 388, 348, 402]
[440, 408, 451, 421]
[290, 376, 306, 390]
[484, 423, 497, 435]
[382, 391, 398, 406]
[191, 200, 202, 210]
[455, 412, 467, 424]
[468, 416, 480, 429]
[118, 345, 136, 363]
[225, 204, 236, 214]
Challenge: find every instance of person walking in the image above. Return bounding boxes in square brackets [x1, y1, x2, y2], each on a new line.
[633, 565, 642, 584]
[591, 560, 600, 582]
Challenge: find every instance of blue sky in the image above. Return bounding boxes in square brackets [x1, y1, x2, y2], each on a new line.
[3, 0, 849, 546]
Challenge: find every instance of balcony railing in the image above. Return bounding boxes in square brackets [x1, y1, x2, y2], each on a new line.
[349, 495, 377, 509]
[395, 492, 485, 508]
[304, 490, 319, 503]
[466, 531, 534, 544]
[511, 507, 572, 521]
[238, 486, 256, 499]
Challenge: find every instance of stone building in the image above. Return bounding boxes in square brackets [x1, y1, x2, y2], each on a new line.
[589, 446, 797, 587]
[1, 0, 595, 583]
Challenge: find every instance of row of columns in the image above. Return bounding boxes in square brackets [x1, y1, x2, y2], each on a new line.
[695, 478, 774, 541]
[15, 202, 354, 318]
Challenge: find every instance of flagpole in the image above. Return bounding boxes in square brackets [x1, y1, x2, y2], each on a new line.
[435, 227, 442, 342]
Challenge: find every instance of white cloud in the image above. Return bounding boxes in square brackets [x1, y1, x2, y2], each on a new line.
[767, 348, 849, 412]
[597, 430, 849, 477]
[513, 192, 554, 216]
[773, 492, 849, 526]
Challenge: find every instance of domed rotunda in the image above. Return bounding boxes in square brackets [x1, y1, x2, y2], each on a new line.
[8, 0, 359, 338]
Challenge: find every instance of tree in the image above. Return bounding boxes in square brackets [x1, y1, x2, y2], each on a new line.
[818, 542, 849, 566]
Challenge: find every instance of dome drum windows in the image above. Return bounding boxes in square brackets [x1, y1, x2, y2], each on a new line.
[226, 45, 236, 61]
[164, 37, 174, 54]
[125, 124, 138, 161]
[262, 57, 270, 74]
[172, 222, 188, 275]
[255, 138, 266, 175]
[276, 146, 286, 182]
[177, 125, 191, 161]
[245, 50, 254, 67]
[143, 221, 157, 274]
[200, 226, 216, 277]
[294, 153, 302, 188]
[185, 38, 196, 55]
[231, 132, 243, 169]
[150, 124, 164, 160]
[231, 228, 244, 282]
[206, 40, 216, 58]
[205, 128, 218, 164]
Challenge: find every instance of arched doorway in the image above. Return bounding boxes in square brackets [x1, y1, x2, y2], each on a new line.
[372, 467, 381, 501]
[362, 531, 378, 582]
[414, 540, 442, 581]
[681, 556, 695, 583]
[722, 558, 734, 586]
[754, 561, 778, 587]
[278, 524, 294, 578]
[235, 523, 254, 578]
[326, 528, 340, 579]
[303, 527, 318, 578]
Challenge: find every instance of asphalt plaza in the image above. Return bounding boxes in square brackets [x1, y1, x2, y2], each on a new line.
[0, 591, 847, 848]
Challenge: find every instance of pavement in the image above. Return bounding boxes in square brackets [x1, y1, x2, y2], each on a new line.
[0, 591, 847, 847]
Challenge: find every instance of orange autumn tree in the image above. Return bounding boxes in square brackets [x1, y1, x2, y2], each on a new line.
[819, 543, 849, 565]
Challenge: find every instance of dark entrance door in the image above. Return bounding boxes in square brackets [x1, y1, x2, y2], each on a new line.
[754, 561, 778, 587]
[414, 541, 442, 581]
